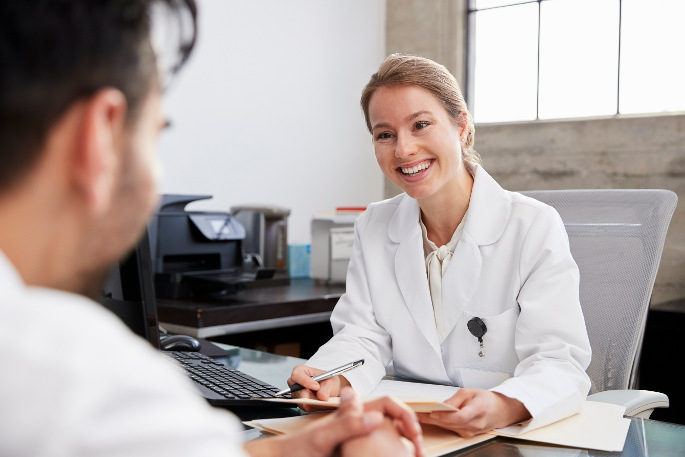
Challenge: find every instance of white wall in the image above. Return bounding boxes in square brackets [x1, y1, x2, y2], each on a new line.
[158, 0, 386, 244]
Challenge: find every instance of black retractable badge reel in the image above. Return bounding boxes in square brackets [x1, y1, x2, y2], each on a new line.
[467, 317, 487, 358]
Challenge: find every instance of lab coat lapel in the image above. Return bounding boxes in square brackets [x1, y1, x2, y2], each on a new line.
[388, 196, 442, 355]
[441, 164, 511, 339]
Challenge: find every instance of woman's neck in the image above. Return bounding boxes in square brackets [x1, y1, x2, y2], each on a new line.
[419, 166, 474, 247]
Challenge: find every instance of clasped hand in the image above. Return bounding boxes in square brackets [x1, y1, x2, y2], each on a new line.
[283, 366, 425, 457]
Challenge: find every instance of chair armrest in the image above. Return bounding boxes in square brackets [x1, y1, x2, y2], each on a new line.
[588, 390, 669, 418]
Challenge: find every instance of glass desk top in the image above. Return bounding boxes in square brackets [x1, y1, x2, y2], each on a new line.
[453, 418, 685, 457]
[212, 344, 685, 456]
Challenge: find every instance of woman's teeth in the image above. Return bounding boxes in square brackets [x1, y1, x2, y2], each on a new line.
[401, 161, 430, 176]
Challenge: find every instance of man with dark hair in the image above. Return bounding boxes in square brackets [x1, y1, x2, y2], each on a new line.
[0, 1, 422, 455]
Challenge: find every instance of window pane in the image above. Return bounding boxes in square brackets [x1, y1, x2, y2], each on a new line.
[472, 0, 536, 10]
[472, 3, 538, 123]
[620, 0, 685, 114]
[538, 0, 619, 120]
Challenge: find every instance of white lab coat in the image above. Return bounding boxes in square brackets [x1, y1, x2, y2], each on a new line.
[308, 165, 592, 431]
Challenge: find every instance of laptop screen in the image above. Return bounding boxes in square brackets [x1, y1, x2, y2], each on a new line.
[100, 228, 161, 349]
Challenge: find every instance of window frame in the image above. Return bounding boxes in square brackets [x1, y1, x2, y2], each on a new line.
[465, 0, 628, 123]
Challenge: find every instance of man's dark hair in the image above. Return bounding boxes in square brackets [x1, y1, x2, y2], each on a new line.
[0, 0, 197, 191]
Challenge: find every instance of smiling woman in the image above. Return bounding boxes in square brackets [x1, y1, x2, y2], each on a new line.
[361, 54, 479, 167]
[288, 54, 593, 438]
[367, 84, 471, 214]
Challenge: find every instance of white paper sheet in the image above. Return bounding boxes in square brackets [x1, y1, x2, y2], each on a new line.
[493, 401, 630, 452]
[368, 379, 459, 402]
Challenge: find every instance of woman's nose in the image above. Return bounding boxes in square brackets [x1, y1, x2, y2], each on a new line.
[395, 132, 418, 159]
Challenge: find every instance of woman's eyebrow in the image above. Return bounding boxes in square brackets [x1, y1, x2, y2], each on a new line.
[405, 110, 432, 123]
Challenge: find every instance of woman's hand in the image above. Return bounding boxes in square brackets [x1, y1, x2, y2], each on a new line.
[416, 388, 530, 437]
[244, 388, 424, 457]
[287, 364, 352, 411]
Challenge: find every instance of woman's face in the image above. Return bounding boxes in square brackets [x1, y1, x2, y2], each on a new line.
[368, 84, 467, 204]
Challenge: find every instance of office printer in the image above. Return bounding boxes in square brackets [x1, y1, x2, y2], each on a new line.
[150, 194, 275, 299]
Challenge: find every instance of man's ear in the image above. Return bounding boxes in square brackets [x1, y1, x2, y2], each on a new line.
[73, 88, 128, 215]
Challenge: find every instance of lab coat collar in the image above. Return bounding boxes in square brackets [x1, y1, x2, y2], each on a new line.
[386, 194, 419, 244]
[463, 164, 512, 246]
[386, 164, 512, 246]
[386, 164, 513, 353]
[387, 196, 442, 353]
[0, 249, 25, 292]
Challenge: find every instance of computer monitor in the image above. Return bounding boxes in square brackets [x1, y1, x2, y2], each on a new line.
[100, 228, 161, 349]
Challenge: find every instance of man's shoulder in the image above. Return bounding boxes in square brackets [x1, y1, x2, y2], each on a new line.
[0, 286, 245, 456]
[1, 285, 158, 374]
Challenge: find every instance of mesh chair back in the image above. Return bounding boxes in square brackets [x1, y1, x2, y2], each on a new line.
[520, 190, 677, 394]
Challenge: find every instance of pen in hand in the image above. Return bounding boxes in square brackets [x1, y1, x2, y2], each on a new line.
[276, 359, 364, 397]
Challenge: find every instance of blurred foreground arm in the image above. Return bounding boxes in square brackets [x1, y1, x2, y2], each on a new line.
[244, 388, 423, 457]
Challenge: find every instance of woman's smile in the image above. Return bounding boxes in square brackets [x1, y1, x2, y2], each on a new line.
[399, 159, 433, 177]
[398, 158, 435, 182]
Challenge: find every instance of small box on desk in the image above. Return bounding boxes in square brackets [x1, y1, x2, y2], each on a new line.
[287, 244, 311, 278]
[310, 211, 362, 284]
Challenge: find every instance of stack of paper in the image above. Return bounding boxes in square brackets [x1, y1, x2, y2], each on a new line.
[493, 401, 630, 451]
[250, 380, 631, 455]
[244, 415, 494, 457]
[261, 379, 460, 412]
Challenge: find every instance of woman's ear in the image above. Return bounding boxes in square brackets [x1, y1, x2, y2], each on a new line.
[456, 112, 469, 144]
[72, 88, 127, 216]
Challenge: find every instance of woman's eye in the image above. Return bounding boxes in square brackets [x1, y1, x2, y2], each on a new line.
[375, 132, 393, 140]
[415, 121, 430, 130]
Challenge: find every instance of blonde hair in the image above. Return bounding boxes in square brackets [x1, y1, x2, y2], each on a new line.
[361, 54, 481, 165]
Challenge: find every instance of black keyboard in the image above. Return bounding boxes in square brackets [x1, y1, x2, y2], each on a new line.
[164, 351, 292, 408]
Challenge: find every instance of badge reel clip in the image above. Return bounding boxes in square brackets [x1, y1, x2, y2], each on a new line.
[467, 317, 487, 358]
